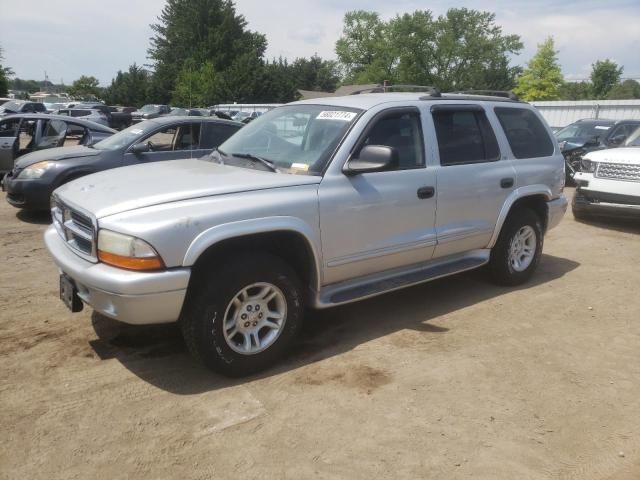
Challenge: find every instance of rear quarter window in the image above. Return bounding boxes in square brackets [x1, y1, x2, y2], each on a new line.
[201, 123, 242, 149]
[494, 107, 554, 159]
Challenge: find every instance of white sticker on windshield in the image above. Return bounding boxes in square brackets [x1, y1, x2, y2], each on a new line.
[594, 126, 611, 130]
[291, 163, 309, 171]
[317, 111, 357, 121]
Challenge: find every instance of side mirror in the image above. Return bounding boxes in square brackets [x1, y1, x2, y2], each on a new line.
[130, 142, 150, 154]
[607, 134, 625, 147]
[585, 135, 600, 147]
[343, 145, 399, 175]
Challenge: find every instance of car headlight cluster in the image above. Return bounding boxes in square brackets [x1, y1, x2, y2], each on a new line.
[581, 158, 597, 173]
[97, 229, 164, 271]
[18, 161, 55, 179]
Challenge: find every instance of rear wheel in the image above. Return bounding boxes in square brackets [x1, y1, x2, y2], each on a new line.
[489, 208, 543, 286]
[180, 253, 304, 377]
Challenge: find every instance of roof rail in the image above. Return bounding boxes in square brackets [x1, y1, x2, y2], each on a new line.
[448, 90, 520, 101]
[351, 84, 442, 97]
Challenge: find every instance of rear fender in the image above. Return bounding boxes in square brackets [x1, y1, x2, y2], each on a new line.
[487, 185, 552, 248]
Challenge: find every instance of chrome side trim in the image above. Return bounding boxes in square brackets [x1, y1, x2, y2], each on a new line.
[326, 236, 437, 268]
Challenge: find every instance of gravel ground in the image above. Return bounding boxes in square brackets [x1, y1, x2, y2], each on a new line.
[1, 188, 639, 480]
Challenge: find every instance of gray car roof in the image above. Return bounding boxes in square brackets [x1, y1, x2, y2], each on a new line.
[142, 116, 243, 127]
[0, 113, 116, 133]
[291, 92, 526, 110]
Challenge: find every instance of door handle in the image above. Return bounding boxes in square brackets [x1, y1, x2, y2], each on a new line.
[500, 177, 514, 189]
[417, 186, 435, 199]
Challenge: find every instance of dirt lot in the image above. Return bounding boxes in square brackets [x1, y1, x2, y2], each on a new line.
[1, 188, 639, 480]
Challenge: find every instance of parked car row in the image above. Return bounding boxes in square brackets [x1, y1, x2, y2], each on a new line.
[2, 116, 242, 210]
[0, 114, 115, 177]
[555, 118, 640, 182]
[551, 117, 640, 221]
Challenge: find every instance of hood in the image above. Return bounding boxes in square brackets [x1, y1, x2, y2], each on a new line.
[559, 137, 601, 152]
[56, 158, 321, 218]
[584, 147, 640, 165]
[15, 145, 101, 168]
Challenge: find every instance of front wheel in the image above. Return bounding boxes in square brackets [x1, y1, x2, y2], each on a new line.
[180, 253, 304, 377]
[489, 208, 543, 286]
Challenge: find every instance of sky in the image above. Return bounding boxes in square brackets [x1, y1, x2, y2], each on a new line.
[1, 0, 639, 86]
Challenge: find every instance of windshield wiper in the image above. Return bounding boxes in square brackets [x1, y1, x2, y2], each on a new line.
[229, 152, 278, 172]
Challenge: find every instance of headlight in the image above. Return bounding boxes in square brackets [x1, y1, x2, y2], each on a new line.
[97, 229, 164, 271]
[18, 161, 55, 179]
[581, 158, 597, 173]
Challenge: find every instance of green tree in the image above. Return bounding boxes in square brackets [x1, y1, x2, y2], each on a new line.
[68, 75, 102, 100]
[590, 59, 623, 99]
[513, 37, 564, 101]
[258, 58, 298, 103]
[7, 78, 41, 93]
[103, 64, 151, 107]
[607, 79, 640, 99]
[172, 60, 220, 106]
[148, 0, 266, 103]
[558, 81, 591, 100]
[335, 8, 523, 91]
[0, 46, 12, 97]
[335, 11, 392, 84]
[291, 55, 340, 92]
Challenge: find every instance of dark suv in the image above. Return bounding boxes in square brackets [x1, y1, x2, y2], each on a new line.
[0, 101, 48, 118]
[556, 118, 640, 180]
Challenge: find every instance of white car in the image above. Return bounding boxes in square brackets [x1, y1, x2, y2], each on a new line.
[573, 128, 640, 219]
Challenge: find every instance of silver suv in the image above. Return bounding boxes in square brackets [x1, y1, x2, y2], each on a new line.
[45, 90, 567, 376]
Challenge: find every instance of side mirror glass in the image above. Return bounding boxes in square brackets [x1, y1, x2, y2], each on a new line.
[343, 145, 399, 175]
[130, 142, 150, 154]
[585, 135, 600, 147]
[607, 134, 625, 147]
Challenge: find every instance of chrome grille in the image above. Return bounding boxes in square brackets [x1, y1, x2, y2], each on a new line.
[595, 162, 640, 182]
[51, 197, 97, 261]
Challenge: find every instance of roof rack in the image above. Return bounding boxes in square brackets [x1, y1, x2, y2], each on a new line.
[350, 84, 442, 97]
[448, 90, 520, 101]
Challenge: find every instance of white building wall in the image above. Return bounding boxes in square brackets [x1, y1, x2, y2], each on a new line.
[531, 100, 640, 127]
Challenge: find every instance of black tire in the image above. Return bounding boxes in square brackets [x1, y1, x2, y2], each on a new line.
[489, 208, 543, 286]
[180, 253, 304, 377]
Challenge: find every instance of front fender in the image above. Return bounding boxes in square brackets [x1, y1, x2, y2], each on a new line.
[182, 216, 323, 288]
[487, 185, 553, 248]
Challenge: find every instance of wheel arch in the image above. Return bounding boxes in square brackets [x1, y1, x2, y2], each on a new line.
[183, 217, 322, 300]
[488, 186, 552, 248]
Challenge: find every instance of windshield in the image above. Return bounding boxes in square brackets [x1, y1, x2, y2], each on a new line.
[92, 122, 151, 150]
[0, 101, 22, 113]
[140, 105, 160, 114]
[624, 127, 640, 147]
[556, 122, 613, 141]
[217, 104, 362, 175]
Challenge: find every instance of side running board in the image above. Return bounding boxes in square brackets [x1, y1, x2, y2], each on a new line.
[318, 253, 489, 307]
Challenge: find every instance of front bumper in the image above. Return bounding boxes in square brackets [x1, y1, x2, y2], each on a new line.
[45, 226, 191, 325]
[573, 188, 640, 218]
[2, 173, 52, 211]
[572, 172, 640, 218]
[547, 195, 568, 231]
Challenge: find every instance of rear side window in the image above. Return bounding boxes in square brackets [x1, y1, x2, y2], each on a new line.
[33, 103, 47, 113]
[432, 107, 500, 166]
[494, 107, 554, 159]
[201, 123, 241, 149]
